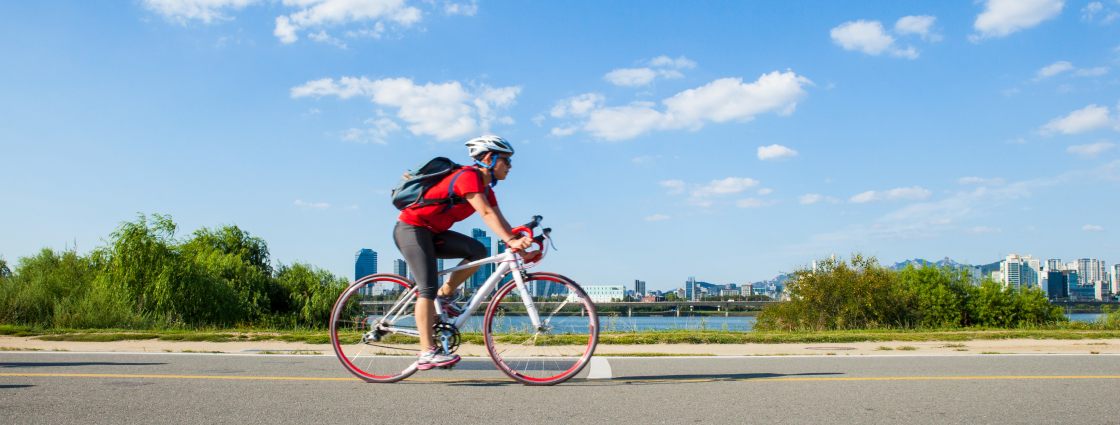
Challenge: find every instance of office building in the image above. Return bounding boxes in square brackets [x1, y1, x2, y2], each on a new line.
[393, 259, 409, 278]
[497, 240, 512, 285]
[634, 280, 646, 297]
[355, 249, 378, 296]
[569, 285, 626, 303]
[355, 249, 377, 281]
[1046, 271, 1070, 300]
[998, 254, 1041, 290]
[469, 228, 494, 291]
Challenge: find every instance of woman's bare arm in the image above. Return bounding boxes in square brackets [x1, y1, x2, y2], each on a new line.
[465, 192, 531, 250]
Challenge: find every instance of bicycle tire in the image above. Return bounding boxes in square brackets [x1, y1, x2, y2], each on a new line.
[483, 272, 599, 386]
[330, 273, 421, 383]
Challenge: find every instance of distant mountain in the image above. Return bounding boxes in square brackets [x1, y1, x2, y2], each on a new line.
[887, 257, 963, 271]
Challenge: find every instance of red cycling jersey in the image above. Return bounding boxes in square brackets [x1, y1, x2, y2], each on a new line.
[398, 166, 497, 233]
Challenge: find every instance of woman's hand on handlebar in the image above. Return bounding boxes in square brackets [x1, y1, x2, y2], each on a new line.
[506, 236, 533, 251]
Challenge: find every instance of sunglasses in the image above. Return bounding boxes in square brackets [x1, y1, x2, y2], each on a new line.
[496, 156, 512, 166]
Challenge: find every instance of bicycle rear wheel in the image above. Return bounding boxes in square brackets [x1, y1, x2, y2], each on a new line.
[484, 272, 599, 386]
[330, 274, 422, 383]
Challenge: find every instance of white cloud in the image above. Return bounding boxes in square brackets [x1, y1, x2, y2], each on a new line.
[1080, 2, 1118, 23]
[345, 22, 386, 39]
[343, 205, 359, 210]
[966, 226, 1002, 234]
[849, 186, 932, 203]
[632, 156, 654, 164]
[273, 0, 423, 44]
[339, 117, 400, 144]
[1041, 104, 1113, 135]
[1034, 61, 1074, 80]
[291, 76, 519, 140]
[444, 0, 477, 16]
[141, 0, 259, 24]
[648, 55, 697, 69]
[957, 176, 1006, 185]
[894, 15, 940, 41]
[757, 188, 773, 195]
[550, 125, 578, 136]
[757, 144, 799, 161]
[1083, 224, 1104, 231]
[308, 30, 346, 48]
[581, 71, 812, 141]
[531, 114, 545, 126]
[736, 198, 777, 208]
[799, 194, 823, 205]
[295, 199, 330, 209]
[830, 19, 923, 59]
[1084, 2, 1104, 20]
[972, 0, 1065, 40]
[830, 20, 896, 55]
[646, 214, 671, 221]
[1073, 67, 1109, 77]
[659, 179, 686, 195]
[604, 68, 658, 86]
[550, 93, 605, 118]
[1067, 142, 1116, 157]
[890, 46, 919, 59]
[691, 177, 760, 197]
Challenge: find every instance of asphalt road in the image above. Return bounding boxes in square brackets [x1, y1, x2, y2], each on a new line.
[3, 351, 1120, 423]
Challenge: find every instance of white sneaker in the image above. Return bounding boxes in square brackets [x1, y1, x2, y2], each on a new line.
[417, 346, 460, 370]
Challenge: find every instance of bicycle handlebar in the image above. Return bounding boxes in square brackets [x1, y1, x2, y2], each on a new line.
[533, 228, 551, 245]
[522, 215, 543, 230]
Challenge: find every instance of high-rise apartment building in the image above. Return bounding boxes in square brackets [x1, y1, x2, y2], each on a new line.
[998, 254, 1042, 290]
[1046, 259, 1064, 271]
[355, 249, 377, 281]
[469, 228, 494, 291]
[685, 276, 697, 301]
[1076, 259, 1109, 298]
[1114, 264, 1120, 292]
[634, 280, 646, 297]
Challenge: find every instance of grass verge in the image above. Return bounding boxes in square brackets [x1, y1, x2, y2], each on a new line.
[7, 327, 1120, 345]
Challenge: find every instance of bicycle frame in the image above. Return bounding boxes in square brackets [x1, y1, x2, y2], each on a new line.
[374, 232, 552, 338]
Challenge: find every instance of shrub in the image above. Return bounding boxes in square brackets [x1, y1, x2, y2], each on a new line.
[0, 214, 352, 329]
[754, 254, 1065, 331]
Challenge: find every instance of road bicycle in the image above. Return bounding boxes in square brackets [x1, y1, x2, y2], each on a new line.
[329, 216, 599, 385]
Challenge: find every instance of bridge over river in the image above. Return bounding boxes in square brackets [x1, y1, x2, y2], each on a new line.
[359, 300, 778, 316]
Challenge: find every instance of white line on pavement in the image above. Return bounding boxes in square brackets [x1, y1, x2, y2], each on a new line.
[587, 356, 612, 380]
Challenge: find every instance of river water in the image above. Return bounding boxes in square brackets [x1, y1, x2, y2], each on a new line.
[456, 313, 1106, 334]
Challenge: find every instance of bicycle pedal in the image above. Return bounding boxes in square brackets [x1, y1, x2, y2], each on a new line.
[439, 364, 456, 370]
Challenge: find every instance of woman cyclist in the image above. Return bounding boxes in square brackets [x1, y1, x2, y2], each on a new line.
[394, 135, 532, 370]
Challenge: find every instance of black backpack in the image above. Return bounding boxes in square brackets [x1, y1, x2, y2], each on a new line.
[390, 157, 482, 213]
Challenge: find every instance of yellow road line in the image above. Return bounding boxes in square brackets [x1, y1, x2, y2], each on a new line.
[5, 372, 1120, 383]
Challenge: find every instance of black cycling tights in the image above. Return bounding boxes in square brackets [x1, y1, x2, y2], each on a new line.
[393, 221, 488, 299]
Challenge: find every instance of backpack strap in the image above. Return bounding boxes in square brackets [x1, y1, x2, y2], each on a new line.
[408, 168, 480, 212]
[437, 168, 484, 214]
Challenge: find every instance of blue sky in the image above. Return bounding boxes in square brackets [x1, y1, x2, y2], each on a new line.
[2, 0, 1119, 292]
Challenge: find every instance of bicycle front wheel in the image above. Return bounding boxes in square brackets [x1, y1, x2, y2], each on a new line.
[484, 272, 599, 386]
[330, 274, 422, 383]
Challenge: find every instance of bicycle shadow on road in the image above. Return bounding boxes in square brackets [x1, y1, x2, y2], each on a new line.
[0, 362, 167, 369]
[613, 371, 844, 383]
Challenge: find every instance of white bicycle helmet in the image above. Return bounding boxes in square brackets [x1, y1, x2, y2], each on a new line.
[465, 135, 514, 159]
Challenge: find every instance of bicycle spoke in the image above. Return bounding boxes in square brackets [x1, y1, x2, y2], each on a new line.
[484, 274, 598, 385]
